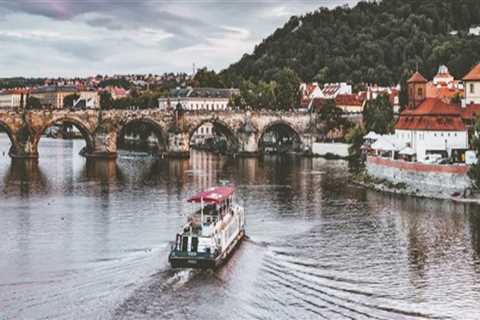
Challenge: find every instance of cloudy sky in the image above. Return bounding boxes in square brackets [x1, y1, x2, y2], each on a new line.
[0, 0, 358, 77]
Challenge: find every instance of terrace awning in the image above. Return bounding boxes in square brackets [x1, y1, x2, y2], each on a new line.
[187, 186, 235, 204]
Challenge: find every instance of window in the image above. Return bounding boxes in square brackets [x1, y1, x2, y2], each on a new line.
[471, 83, 475, 94]
[417, 88, 423, 96]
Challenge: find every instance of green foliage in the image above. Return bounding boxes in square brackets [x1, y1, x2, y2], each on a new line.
[63, 93, 80, 108]
[346, 124, 366, 173]
[221, 0, 480, 87]
[111, 92, 160, 109]
[232, 68, 300, 110]
[468, 115, 480, 189]
[317, 99, 348, 137]
[192, 67, 225, 88]
[98, 78, 131, 89]
[26, 96, 42, 109]
[273, 68, 301, 110]
[451, 92, 462, 106]
[99, 91, 113, 110]
[363, 94, 394, 134]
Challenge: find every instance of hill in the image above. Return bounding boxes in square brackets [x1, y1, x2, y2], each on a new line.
[221, 0, 480, 87]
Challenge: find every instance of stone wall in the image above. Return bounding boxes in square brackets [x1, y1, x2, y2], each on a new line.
[366, 156, 471, 198]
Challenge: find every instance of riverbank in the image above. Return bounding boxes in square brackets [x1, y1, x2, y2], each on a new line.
[352, 170, 480, 204]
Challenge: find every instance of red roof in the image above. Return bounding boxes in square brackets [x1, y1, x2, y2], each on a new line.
[402, 98, 461, 115]
[395, 98, 466, 131]
[187, 186, 235, 204]
[408, 72, 428, 83]
[335, 94, 364, 107]
[463, 64, 480, 81]
[461, 104, 480, 120]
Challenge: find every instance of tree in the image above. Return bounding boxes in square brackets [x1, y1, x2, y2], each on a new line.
[363, 94, 394, 134]
[273, 68, 301, 110]
[346, 124, 366, 173]
[192, 67, 225, 88]
[316, 99, 350, 141]
[98, 78, 131, 89]
[451, 92, 462, 106]
[26, 96, 42, 110]
[99, 91, 113, 110]
[63, 93, 80, 108]
[468, 115, 480, 190]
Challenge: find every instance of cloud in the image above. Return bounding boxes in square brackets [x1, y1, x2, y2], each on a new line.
[0, 0, 359, 77]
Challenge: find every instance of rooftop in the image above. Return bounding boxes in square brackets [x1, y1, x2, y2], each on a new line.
[463, 63, 480, 81]
[407, 72, 428, 83]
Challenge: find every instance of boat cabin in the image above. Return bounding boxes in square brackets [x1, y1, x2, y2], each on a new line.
[173, 186, 236, 256]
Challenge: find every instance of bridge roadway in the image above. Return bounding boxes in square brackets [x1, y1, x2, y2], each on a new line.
[0, 109, 317, 159]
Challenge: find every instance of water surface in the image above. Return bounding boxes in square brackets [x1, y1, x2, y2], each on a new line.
[0, 134, 480, 320]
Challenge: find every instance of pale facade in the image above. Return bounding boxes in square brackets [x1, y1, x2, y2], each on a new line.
[158, 87, 238, 111]
[159, 97, 229, 111]
[0, 93, 22, 110]
[395, 129, 468, 161]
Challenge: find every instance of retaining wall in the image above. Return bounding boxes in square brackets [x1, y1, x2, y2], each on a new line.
[366, 156, 471, 197]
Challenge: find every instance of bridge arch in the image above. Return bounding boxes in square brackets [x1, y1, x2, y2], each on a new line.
[258, 120, 302, 153]
[0, 120, 18, 156]
[35, 116, 95, 154]
[188, 118, 240, 152]
[117, 117, 168, 154]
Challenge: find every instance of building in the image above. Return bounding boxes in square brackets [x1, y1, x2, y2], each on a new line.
[463, 63, 480, 106]
[191, 123, 214, 145]
[426, 65, 463, 103]
[321, 82, 352, 99]
[31, 85, 76, 109]
[406, 71, 428, 109]
[158, 87, 239, 111]
[0, 89, 26, 110]
[300, 82, 352, 110]
[106, 86, 129, 100]
[31, 85, 99, 109]
[335, 94, 365, 113]
[392, 65, 480, 162]
[395, 98, 469, 161]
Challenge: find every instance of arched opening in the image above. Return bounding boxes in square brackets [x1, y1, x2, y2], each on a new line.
[189, 120, 239, 155]
[258, 122, 302, 154]
[117, 119, 167, 156]
[0, 121, 15, 159]
[37, 118, 94, 159]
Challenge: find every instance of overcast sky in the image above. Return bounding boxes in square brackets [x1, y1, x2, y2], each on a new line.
[0, 0, 358, 77]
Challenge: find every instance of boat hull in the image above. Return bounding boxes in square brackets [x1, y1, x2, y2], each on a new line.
[169, 229, 245, 269]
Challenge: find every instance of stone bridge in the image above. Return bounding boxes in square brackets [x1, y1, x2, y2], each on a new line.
[0, 109, 317, 159]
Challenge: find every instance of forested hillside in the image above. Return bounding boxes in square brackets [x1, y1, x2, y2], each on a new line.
[221, 0, 480, 86]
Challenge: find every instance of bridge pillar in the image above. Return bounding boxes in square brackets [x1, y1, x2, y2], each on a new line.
[167, 132, 190, 158]
[83, 122, 117, 159]
[8, 127, 39, 159]
[238, 132, 259, 157]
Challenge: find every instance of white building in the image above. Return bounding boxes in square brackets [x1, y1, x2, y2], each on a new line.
[0, 91, 23, 110]
[321, 82, 352, 99]
[463, 64, 480, 106]
[158, 87, 239, 111]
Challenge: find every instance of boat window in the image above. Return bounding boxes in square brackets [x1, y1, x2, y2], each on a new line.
[191, 237, 198, 252]
[182, 236, 188, 251]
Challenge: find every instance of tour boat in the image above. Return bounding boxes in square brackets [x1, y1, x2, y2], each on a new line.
[169, 186, 246, 269]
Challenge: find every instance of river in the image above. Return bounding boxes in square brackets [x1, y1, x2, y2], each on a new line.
[0, 134, 480, 320]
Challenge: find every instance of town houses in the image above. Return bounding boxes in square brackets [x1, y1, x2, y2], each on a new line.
[368, 63, 480, 163]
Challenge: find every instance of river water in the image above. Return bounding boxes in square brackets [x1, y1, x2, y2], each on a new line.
[1, 134, 480, 320]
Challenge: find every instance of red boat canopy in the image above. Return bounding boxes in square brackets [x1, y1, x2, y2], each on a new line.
[187, 186, 235, 204]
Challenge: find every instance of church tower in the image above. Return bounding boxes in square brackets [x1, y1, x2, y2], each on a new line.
[407, 71, 427, 109]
